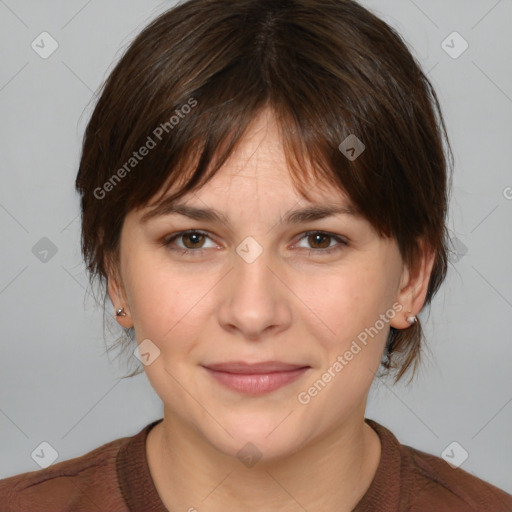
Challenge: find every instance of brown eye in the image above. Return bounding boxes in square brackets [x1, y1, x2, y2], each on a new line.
[162, 229, 348, 257]
[181, 232, 206, 249]
[162, 230, 215, 255]
[295, 231, 348, 255]
[307, 233, 331, 249]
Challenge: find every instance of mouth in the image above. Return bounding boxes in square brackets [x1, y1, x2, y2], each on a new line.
[201, 361, 311, 395]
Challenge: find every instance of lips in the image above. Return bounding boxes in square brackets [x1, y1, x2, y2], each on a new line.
[203, 361, 309, 373]
[202, 361, 310, 394]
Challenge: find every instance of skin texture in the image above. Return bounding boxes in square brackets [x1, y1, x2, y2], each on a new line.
[108, 109, 435, 511]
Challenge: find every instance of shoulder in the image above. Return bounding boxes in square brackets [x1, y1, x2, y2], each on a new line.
[0, 434, 131, 512]
[398, 442, 512, 511]
[365, 419, 512, 512]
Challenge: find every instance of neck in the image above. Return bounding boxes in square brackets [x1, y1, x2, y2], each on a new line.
[146, 406, 381, 512]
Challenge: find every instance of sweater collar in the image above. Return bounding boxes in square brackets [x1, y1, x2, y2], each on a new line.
[116, 417, 401, 511]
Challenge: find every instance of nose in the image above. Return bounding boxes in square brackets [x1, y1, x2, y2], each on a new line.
[217, 239, 292, 341]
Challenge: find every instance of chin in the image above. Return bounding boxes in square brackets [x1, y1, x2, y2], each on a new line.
[204, 413, 306, 463]
[212, 434, 303, 466]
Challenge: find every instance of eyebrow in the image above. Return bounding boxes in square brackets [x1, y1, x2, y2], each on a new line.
[140, 200, 359, 226]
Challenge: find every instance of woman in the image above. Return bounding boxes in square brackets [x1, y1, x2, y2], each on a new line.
[1, 0, 510, 510]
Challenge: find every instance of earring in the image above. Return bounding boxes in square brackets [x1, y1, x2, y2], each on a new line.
[116, 307, 127, 317]
[406, 311, 416, 324]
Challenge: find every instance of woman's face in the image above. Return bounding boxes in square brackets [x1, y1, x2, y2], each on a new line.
[110, 109, 417, 461]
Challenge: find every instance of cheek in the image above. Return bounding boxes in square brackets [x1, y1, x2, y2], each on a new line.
[294, 270, 390, 418]
[123, 254, 216, 345]
[303, 261, 393, 342]
[295, 261, 395, 405]
[124, 262, 176, 338]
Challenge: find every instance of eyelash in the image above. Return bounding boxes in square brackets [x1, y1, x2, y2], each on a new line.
[161, 230, 348, 256]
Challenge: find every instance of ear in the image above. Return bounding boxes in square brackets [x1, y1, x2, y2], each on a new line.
[106, 259, 134, 329]
[391, 239, 436, 329]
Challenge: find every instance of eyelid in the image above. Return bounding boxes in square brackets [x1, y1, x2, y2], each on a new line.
[290, 231, 348, 255]
[162, 229, 218, 251]
[162, 229, 348, 255]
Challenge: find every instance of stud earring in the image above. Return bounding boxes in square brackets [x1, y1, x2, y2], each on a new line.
[406, 311, 416, 324]
[116, 307, 127, 317]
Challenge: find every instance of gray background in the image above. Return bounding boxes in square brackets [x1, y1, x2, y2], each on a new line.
[1, 0, 511, 494]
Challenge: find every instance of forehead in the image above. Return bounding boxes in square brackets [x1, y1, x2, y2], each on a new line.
[139, 159, 357, 227]
[139, 158, 356, 227]
[144, 107, 353, 216]
[206, 108, 293, 183]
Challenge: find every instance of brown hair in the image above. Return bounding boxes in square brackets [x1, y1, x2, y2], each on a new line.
[75, 0, 452, 383]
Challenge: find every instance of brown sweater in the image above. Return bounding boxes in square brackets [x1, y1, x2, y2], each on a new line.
[1, 418, 510, 511]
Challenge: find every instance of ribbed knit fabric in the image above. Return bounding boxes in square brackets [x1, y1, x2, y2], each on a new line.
[1, 418, 510, 511]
